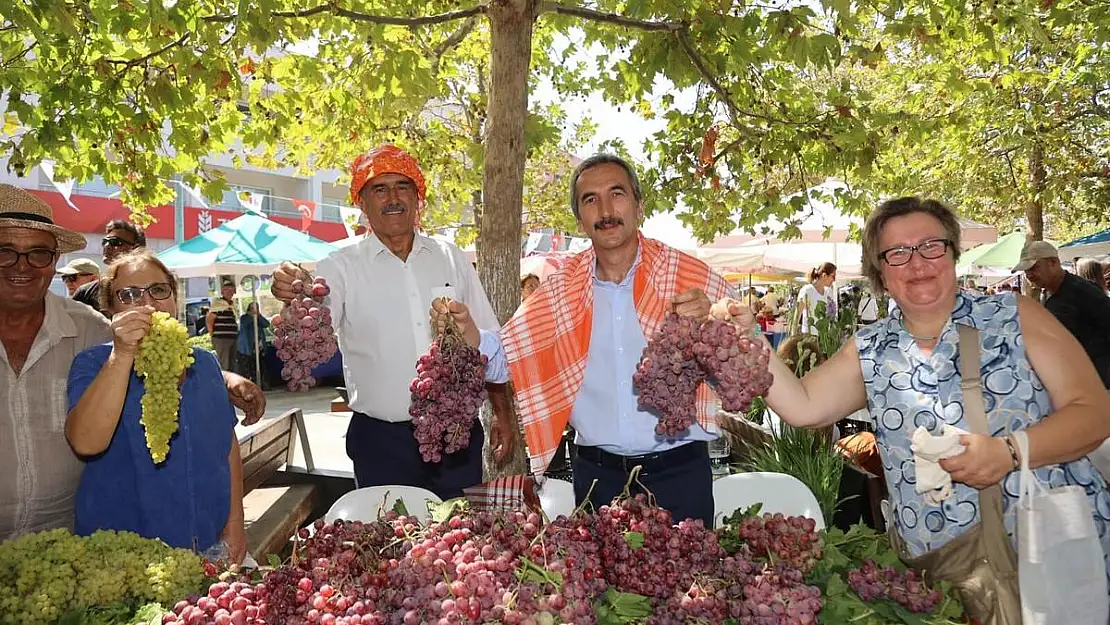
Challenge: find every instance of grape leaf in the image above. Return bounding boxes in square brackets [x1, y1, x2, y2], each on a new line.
[57, 610, 85, 625]
[623, 531, 645, 549]
[428, 498, 468, 523]
[514, 557, 564, 589]
[267, 554, 282, 568]
[594, 589, 653, 623]
[392, 498, 410, 517]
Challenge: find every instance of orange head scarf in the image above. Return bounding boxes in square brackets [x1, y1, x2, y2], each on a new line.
[349, 144, 428, 205]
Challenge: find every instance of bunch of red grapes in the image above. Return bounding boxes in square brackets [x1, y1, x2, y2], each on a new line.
[273, 275, 339, 392]
[847, 560, 944, 614]
[635, 311, 774, 436]
[736, 512, 824, 574]
[408, 299, 488, 463]
[165, 497, 831, 625]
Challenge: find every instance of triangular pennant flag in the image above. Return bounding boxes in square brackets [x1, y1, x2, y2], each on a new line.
[294, 199, 316, 232]
[524, 232, 543, 256]
[568, 237, 592, 252]
[339, 206, 362, 237]
[238, 190, 265, 216]
[40, 160, 79, 211]
[550, 231, 564, 251]
[183, 183, 209, 209]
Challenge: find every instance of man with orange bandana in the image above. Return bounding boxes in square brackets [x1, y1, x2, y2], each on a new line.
[271, 145, 514, 499]
[452, 154, 736, 526]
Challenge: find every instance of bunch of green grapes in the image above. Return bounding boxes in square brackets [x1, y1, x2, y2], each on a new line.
[0, 529, 205, 625]
[134, 311, 194, 463]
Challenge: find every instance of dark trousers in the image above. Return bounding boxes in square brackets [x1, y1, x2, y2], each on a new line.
[572, 442, 714, 527]
[346, 412, 484, 500]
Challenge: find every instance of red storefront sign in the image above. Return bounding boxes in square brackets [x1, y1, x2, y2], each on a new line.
[30, 190, 175, 239]
[27, 189, 350, 243]
[181, 206, 348, 241]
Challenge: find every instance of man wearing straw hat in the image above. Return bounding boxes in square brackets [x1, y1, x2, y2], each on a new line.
[0, 184, 266, 541]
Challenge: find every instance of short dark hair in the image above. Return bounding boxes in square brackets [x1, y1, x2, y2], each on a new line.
[105, 220, 146, 247]
[861, 196, 962, 295]
[569, 154, 643, 218]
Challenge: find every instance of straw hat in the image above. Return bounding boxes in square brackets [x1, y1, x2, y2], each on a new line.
[0, 184, 87, 253]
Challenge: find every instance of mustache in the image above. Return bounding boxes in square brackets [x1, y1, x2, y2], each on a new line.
[593, 217, 624, 229]
[381, 203, 406, 215]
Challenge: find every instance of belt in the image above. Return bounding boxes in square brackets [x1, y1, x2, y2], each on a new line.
[575, 441, 707, 475]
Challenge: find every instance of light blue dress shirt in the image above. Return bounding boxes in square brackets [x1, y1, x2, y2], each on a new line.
[570, 256, 714, 455]
[478, 329, 509, 384]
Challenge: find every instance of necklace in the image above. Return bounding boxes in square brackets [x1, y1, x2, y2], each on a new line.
[901, 319, 938, 342]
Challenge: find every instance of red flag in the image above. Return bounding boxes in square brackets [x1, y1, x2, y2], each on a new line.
[550, 231, 564, 251]
[294, 199, 316, 232]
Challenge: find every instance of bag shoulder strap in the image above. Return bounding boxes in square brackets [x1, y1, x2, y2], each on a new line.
[956, 324, 1013, 555]
[957, 324, 989, 437]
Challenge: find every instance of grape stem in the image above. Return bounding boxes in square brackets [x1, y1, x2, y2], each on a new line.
[619, 465, 657, 507]
[571, 478, 599, 517]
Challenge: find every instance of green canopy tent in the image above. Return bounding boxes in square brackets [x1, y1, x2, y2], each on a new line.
[956, 231, 1030, 277]
[157, 212, 338, 279]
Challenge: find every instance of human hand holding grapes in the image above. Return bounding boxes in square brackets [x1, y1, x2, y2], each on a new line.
[430, 298, 480, 348]
[111, 306, 155, 357]
[270, 261, 307, 303]
[673, 288, 711, 320]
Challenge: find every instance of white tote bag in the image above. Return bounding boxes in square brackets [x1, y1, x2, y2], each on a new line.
[1012, 430, 1109, 625]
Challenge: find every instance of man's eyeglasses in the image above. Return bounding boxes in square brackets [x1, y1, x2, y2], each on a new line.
[102, 236, 137, 249]
[0, 247, 57, 268]
[115, 282, 174, 304]
[879, 238, 953, 267]
[62, 273, 95, 283]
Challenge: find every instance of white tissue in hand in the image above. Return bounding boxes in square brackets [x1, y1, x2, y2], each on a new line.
[911, 424, 968, 504]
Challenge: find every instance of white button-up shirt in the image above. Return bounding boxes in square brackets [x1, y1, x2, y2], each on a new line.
[1, 293, 111, 541]
[316, 233, 506, 422]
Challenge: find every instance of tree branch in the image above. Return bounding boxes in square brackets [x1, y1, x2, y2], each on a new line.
[433, 16, 478, 58]
[106, 33, 190, 67]
[674, 29, 812, 127]
[205, 4, 486, 26]
[1, 41, 37, 68]
[538, 1, 684, 31]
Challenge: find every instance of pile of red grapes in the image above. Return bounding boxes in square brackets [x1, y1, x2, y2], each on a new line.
[408, 299, 488, 463]
[273, 275, 339, 392]
[847, 560, 944, 613]
[736, 512, 824, 574]
[157, 494, 958, 625]
[163, 499, 830, 625]
[635, 312, 774, 436]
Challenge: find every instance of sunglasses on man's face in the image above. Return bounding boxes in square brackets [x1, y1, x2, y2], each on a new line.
[61, 273, 95, 283]
[102, 236, 136, 249]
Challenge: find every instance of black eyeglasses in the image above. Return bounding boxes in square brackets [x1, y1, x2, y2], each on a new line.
[115, 282, 174, 304]
[61, 273, 95, 283]
[0, 247, 57, 268]
[879, 238, 953, 267]
[102, 236, 137, 249]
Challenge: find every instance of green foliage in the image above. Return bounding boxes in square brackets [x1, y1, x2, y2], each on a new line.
[743, 423, 847, 523]
[2, 0, 1106, 246]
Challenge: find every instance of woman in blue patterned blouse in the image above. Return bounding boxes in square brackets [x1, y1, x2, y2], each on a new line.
[725, 197, 1110, 599]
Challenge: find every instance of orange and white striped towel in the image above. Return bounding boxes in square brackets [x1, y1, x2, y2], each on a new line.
[463, 475, 540, 514]
[502, 234, 733, 474]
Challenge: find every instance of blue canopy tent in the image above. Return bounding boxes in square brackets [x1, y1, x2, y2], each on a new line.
[1060, 228, 1110, 258]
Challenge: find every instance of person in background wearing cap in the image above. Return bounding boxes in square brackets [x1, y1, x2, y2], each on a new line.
[73, 220, 146, 316]
[270, 145, 515, 500]
[0, 183, 263, 539]
[1014, 240, 1110, 388]
[57, 258, 100, 297]
[0, 184, 265, 542]
[207, 279, 240, 372]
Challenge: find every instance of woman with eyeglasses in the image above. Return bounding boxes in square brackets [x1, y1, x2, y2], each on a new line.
[718, 197, 1110, 620]
[63, 249, 246, 563]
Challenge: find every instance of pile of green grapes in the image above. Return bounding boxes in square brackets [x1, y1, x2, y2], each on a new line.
[0, 529, 206, 625]
[134, 312, 195, 464]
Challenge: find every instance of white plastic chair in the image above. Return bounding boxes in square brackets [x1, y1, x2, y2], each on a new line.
[712, 472, 825, 530]
[325, 485, 442, 523]
[538, 478, 576, 520]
